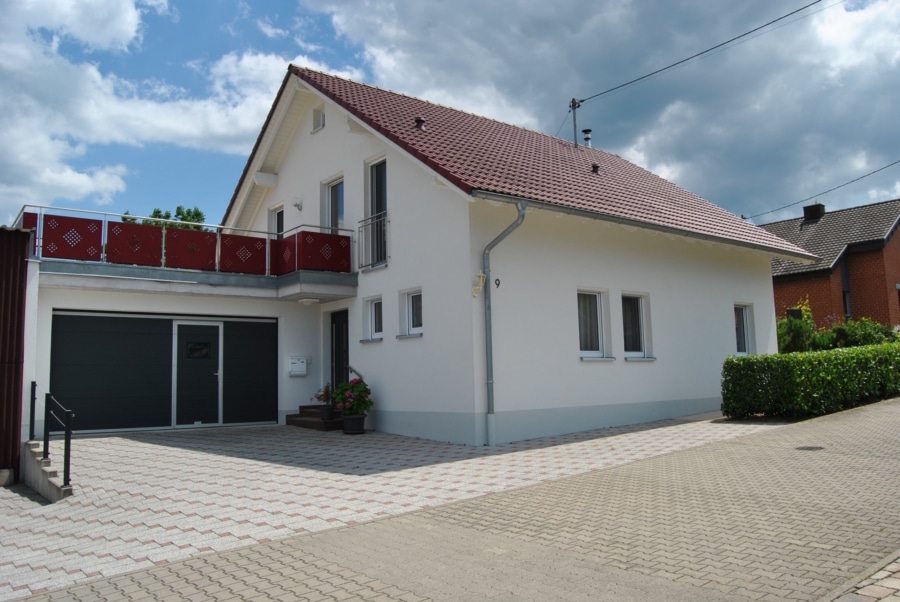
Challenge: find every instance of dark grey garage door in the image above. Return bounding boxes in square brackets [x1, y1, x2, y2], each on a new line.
[50, 313, 277, 431]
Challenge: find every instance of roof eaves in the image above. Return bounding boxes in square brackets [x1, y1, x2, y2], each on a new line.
[221, 68, 294, 226]
[472, 189, 819, 263]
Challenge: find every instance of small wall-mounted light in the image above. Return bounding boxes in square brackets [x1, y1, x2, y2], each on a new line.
[298, 298, 318, 306]
[292, 197, 303, 211]
[472, 272, 486, 297]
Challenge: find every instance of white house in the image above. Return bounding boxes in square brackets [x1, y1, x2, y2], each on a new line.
[13, 65, 813, 447]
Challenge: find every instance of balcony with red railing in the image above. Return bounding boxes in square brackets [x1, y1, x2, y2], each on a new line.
[13, 206, 354, 278]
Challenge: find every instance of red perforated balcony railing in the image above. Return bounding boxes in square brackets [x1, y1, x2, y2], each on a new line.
[219, 233, 268, 275]
[18, 208, 354, 277]
[297, 231, 352, 273]
[165, 228, 217, 271]
[270, 234, 299, 276]
[41, 215, 103, 261]
[106, 222, 163, 267]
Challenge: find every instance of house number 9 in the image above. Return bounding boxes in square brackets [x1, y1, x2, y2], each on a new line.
[494, 279, 501, 288]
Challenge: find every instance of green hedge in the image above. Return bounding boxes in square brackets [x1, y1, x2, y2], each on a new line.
[721, 343, 900, 419]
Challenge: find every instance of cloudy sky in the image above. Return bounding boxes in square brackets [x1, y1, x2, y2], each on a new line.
[2, 0, 898, 226]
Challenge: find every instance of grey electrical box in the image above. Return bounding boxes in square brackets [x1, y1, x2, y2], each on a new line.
[289, 356, 308, 376]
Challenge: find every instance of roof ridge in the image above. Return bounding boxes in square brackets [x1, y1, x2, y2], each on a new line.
[289, 64, 600, 152]
[761, 197, 900, 226]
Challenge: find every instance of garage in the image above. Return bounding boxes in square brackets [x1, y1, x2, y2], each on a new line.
[50, 312, 277, 431]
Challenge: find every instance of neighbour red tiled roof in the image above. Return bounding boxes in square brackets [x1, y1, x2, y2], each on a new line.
[759, 199, 900, 277]
[278, 66, 813, 259]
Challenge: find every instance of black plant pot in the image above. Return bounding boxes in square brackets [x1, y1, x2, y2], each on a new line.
[320, 405, 336, 421]
[342, 414, 366, 434]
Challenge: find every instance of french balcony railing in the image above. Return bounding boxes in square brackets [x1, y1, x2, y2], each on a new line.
[13, 206, 354, 276]
[357, 211, 389, 270]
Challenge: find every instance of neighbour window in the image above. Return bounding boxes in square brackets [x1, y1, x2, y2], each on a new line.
[577, 292, 605, 358]
[325, 179, 344, 234]
[734, 305, 749, 355]
[367, 298, 383, 341]
[399, 290, 423, 337]
[622, 295, 649, 358]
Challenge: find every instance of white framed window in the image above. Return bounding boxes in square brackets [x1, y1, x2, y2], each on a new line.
[622, 294, 651, 359]
[323, 178, 344, 233]
[577, 291, 610, 359]
[366, 298, 383, 341]
[360, 159, 388, 269]
[312, 107, 325, 132]
[270, 207, 284, 240]
[734, 304, 753, 355]
[398, 289, 423, 337]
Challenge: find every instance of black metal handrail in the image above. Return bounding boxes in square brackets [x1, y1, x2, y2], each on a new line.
[29, 381, 37, 441]
[42, 392, 75, 488]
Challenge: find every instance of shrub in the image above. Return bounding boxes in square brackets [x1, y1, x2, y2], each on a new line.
[721, 342, 900, 419]
[831, 317, 896, 348]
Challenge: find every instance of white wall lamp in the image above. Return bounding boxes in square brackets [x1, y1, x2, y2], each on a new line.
[292, 197, 303, 211]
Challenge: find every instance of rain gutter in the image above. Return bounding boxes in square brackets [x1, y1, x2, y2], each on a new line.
[480, 198, 527, 446]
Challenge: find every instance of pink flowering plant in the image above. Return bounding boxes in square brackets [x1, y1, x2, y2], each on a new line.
[310, 383, 334, 406]
[333, 378, 373, 416]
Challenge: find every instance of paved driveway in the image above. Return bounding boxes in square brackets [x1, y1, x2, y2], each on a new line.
[4, 401, 900, 601]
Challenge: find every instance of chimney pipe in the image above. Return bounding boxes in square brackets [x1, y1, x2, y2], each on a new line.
[803, 203, 825, 221]
[582, 128, 592, 148]
[591, 163, 600, 174]
[414, 116, 426, 131]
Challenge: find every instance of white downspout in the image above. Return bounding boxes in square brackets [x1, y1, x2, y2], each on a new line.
[482, 200, 527, 445]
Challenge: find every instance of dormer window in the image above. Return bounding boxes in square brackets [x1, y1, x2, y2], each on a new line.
[312, 107, 325, 132]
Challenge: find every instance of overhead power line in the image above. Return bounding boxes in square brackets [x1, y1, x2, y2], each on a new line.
[577, 0, 827, 106]
[748, 159, 900, 220]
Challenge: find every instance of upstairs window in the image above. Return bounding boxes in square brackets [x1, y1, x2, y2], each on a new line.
[325, 179, 344, 234]
[312, 107, 325, 132]
[360, 160, 388, 269]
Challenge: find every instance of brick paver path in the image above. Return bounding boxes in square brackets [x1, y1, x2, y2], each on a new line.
[5, 399, 900, 600]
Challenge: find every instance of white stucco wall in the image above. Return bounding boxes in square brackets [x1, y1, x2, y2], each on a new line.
[247, 100, 482, 444]
[470, 201, 778, 443]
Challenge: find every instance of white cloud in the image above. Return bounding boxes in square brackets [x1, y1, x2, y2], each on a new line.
[0, 0, 355, 218]
[257, 18, 289, 39]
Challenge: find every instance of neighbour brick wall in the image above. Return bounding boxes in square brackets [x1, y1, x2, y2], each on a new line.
[773, 268, 843, 329]
[883, 233, 900, 327]
[847, 248, 889, 325]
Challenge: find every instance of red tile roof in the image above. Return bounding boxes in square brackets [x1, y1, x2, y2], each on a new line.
[760, 199, 900, 277]
[286, 66, 813, 259]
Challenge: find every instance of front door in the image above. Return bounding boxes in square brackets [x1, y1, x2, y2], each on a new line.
[331, 310, 349, 387]
[174, 322, 222, 426]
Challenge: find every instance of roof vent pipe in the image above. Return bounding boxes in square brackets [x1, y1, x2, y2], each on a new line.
[414, 116, 426, 131]
[591, 163, 600, 174]
[582, 128, 592, 148]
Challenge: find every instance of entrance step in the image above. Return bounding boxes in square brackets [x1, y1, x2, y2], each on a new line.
[20, 440, 73, 503]
[286, 405, 344, 431]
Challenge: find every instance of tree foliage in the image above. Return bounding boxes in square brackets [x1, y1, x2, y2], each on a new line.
[122, 206, 207, 231]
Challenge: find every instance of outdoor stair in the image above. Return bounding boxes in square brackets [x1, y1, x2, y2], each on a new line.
[286, 405, 344, 431]
[21, 440, 73, 503]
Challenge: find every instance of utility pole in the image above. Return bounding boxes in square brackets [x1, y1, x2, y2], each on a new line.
[570, 98, 581, 148]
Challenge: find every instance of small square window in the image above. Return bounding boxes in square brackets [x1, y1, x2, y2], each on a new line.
[312, 107, 325, 132]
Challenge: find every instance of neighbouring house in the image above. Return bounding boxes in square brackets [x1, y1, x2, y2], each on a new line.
[759, 199, 900, 329]
[11, 65, 813, 449]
